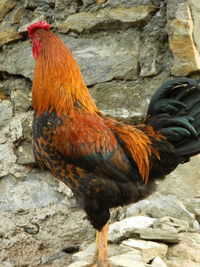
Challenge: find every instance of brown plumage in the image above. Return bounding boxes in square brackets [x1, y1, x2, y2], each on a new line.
[28, 21, 200, 266]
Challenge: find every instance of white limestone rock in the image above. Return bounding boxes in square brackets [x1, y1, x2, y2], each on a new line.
[122, 238, 168, 263]
[108, 216, 156, 243]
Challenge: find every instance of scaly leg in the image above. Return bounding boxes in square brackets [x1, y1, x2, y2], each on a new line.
[86, 223, 110, 267]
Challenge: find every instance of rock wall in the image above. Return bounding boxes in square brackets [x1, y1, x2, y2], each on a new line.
[0, 0, 200, 266]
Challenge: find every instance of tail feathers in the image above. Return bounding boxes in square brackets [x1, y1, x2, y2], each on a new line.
[146, 77, 200, 159]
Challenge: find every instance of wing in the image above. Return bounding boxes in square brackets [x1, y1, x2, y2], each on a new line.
[52, 112, 139, 183]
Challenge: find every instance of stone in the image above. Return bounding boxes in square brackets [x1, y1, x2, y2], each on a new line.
[166, 233, 200, 267]
[122, 238, 168, 263]
[109, 250, 145, 267]
[68, 261, 90, 267]
[58, 4, 157, 34]
[0, 142, 17, 177]
[57, 12, 105, 33]
[0, 0, 16, 22]
[0, 100, 13, 129]
[54, 0, 80, 20]
[0, 172, 95, 266]
[166, 261, 200, 267]
[11, 8, 26, 24]
[108, 216, 156, 243]
[0, 76, 31, 97]
[107, 0, 156, 9]
[72, 244, 95, 263]
[151, 257, 167, 267]
[0, 26, 22, 47]
[139, 7, 168, 77]
[0, 172, 61, 211]
[15, 142, 35, 165]
[155, 155, 200, 199]
[27, 0, 55, 8]
[153, 217, 189, 232]
[90, 72, 169, 118]
[11, 89, 32, 113]
[9, 115, 24, 141]
[135, 228, 180, 244]
[126, 195, 199, 231]
[0, 29, 140, 85]
[108, 5, 157, 23]
[21, 112, 33, 143]
[188, 0, 200, 54]
[62, 30, 140, 85]
[0, 40, 35, 80]
[167, 0, 200, 76]
[183, 198, 200, 223]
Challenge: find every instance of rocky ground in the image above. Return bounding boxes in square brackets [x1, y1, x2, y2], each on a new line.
[1, 0, 200, 266]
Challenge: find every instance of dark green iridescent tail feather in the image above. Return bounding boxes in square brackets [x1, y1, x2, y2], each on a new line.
[146, 77, 200, 158]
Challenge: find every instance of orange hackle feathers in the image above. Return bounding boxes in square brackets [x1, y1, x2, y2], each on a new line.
[32, 29, 98, 116]
[103, 117, 163, 184]
[115, 126, 152, 183]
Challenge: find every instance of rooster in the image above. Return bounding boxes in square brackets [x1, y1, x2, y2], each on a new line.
[28, 21, 200, 267]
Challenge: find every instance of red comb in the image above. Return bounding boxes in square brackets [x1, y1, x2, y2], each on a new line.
[27, 21, 50, 38]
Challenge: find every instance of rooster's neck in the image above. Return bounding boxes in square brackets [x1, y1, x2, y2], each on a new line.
[32, 33, 97, 116]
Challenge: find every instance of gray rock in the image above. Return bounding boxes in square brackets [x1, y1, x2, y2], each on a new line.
[153, 216, 189, 233]
[62, 30, 140, 85]
[57, 4, 157, 33]
[109, 250, 145, 267]
[0, 204, 94, 266]
[57, 12, 105, 33]
[107, 0, 156, 8]
[0, 100, 13, 129]
[0, 0, 16, 22]
[90, 72, 169, 118]
[183, 198, 200, 223]
[156, 155, 200, 199]
[108, 216, 156, 243]
[0, 171, 95, 266]
[68, 261, 90, 267]
[0, 76, 31, 97]
[135, 228, 180, 244]
[126, 195, 199, 231]
[0, 26, 22, 47]
[0, 40, 35, 81]
[108, 4, 156, 23]
[54, 0, 79, 19]
[0, 142, 16, 177]
[166, 233, 200, 267]
[0, 30, 140, 86]
[151, 257, 167, 267]
[15, 142, 35, 165]
[139, 8, 168, 77]
[122, 238, 168, 263]
[11, 89, 32, 113]
[0, 172, 63, 211]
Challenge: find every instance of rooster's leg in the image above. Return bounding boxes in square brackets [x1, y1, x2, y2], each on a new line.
[87, 223, 110, 267]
